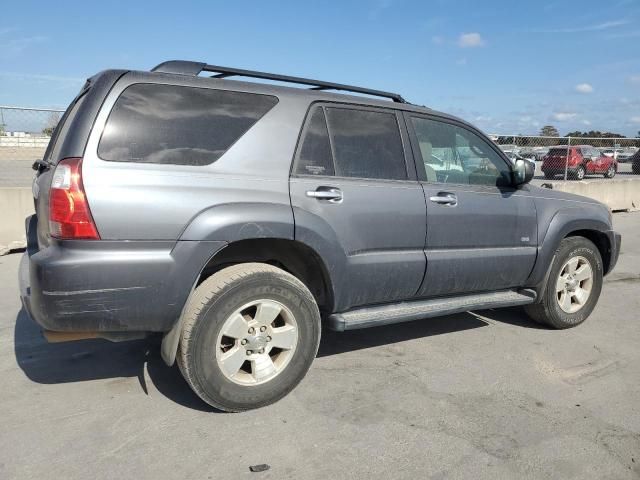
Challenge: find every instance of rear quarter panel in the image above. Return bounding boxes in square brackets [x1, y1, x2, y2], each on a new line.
[82, 73, 308, 241]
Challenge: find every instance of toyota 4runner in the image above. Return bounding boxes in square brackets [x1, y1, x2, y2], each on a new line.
[20, 60, 621, 411]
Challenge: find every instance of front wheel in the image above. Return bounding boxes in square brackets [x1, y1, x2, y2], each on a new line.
[177, 263, 321, 412]
[604, 165, 616, 178]
[524, 237, 603, 329]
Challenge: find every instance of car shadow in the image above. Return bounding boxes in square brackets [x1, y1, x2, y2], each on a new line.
[13, 308, 213, 412]
[14, 306, 543, 411]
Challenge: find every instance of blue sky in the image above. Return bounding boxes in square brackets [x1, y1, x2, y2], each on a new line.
[1, 0, 639, 136]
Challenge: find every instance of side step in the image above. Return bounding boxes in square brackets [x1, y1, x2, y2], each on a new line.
[327, 289, 536, 331]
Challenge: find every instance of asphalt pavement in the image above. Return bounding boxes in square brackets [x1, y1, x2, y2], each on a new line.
[0, 213, 639, 479]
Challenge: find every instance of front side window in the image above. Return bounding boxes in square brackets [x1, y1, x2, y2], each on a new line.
[410, 116, 511, 186]
[98, 83, 278, 166]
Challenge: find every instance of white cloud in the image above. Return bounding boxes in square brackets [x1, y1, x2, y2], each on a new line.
[630, 116, 640, 124]
[535, 19, 630, 33]
[0, 30, 48, 59]
[431, 35, 444, 45]
[368, 0, 397, 19]
[552, 112, 577, 121]
[605, 31, 640, 39]
[628, 75, 640, 85]
[457, 32, 485, 48]
[456, 57, 468, 66]
[582, 119, 592, 126]
[575, 83, 593, 94]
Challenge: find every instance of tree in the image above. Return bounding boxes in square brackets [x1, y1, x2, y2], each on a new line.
[540, 125, 559, 137]
[42, 112, 61, 137]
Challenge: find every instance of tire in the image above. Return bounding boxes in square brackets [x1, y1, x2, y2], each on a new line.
[574, 165, 586, 180]
[524, 237, 603, 329]
[633, 162, 640, 175]
[543, 172, 555, 179]
[604, 165, 616, 178]
[177, 263, 321, 412]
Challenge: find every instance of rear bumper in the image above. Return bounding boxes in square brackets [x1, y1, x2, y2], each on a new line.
[541, 166, 578, 175]
[19, 215, 226, 333]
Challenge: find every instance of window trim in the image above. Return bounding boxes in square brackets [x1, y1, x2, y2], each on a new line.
[403, 111, 515, 188]
[97, 82, 279, 166]
[291, 101, 418, 182]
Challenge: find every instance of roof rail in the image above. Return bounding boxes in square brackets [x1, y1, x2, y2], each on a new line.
[151, 60, 407, 103]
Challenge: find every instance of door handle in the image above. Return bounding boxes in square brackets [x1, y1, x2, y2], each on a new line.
[306, 187, 343, 203]
[429, 192, 457, 206]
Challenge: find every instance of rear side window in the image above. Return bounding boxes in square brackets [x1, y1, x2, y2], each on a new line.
[325, 107, 407, 180]
[294, 105, 407, 180]
[98, 83, 278, 166]
[296, 107, 335, 176]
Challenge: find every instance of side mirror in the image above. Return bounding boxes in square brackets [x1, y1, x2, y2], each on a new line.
[513, 158, 534, 185]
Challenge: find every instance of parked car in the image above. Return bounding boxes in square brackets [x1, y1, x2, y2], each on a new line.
[534, 147, 550, 161]
[615, 148, 637, 163]
[515, 147, 537, 161]
[20, 60, 621, 411]
[541, 146, 617, 180]
[504, 151, 536, 174]
[631, 149, 640, 174]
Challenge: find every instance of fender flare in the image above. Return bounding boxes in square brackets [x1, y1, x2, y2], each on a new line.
[525, 206, 611, 291]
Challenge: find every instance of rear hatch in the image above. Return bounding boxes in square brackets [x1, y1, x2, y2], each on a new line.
[543, 148, 572, 169]
[32, 84, 91, 248]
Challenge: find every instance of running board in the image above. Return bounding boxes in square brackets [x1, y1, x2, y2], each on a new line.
[327, 289, 537, 331]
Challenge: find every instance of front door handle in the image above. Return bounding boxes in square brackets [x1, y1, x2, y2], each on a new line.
[429, 192, 457, 206]
[306, 187, 343, 203]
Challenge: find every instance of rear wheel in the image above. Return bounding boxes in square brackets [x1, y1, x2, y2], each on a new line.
[524, 237, 603, 329]
[574, 165, 586, 180]
[177, 263, 321, 412]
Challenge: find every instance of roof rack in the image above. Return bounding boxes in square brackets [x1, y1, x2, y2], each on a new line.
[151, 60, 407, 103]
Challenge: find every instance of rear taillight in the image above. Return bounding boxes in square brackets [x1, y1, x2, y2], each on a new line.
[49, 157, 100, 239]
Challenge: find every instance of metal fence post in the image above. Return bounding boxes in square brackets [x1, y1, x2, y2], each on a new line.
[563, 136, 571, 181]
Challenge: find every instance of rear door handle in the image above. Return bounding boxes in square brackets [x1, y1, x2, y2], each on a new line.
[429, 192, 457, 206]
[306, 187, 343, 203]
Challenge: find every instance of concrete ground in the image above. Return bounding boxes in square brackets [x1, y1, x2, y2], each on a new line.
[1, 213, 639, 480]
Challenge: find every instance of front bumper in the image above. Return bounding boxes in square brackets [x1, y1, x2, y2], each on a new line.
[19, 215, 226, 333]
[606, 230, 622, 275]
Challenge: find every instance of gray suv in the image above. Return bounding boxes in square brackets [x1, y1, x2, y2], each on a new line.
[20, 61, 621, 411]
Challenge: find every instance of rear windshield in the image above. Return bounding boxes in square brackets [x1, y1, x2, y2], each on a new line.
[547, 148, 571, 156]
[44, 83, 89, 164]
[98, 83, 278, 166]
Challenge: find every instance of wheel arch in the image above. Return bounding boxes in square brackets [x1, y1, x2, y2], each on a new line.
[195, 238, 335, 312]
[161, 237, 335, 366]
[525, 206, 613, 293]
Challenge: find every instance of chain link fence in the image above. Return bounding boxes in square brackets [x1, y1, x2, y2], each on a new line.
[0, 106, 65, 186]
[2, 105, 640, 186]
[490, 134, 640, 181]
